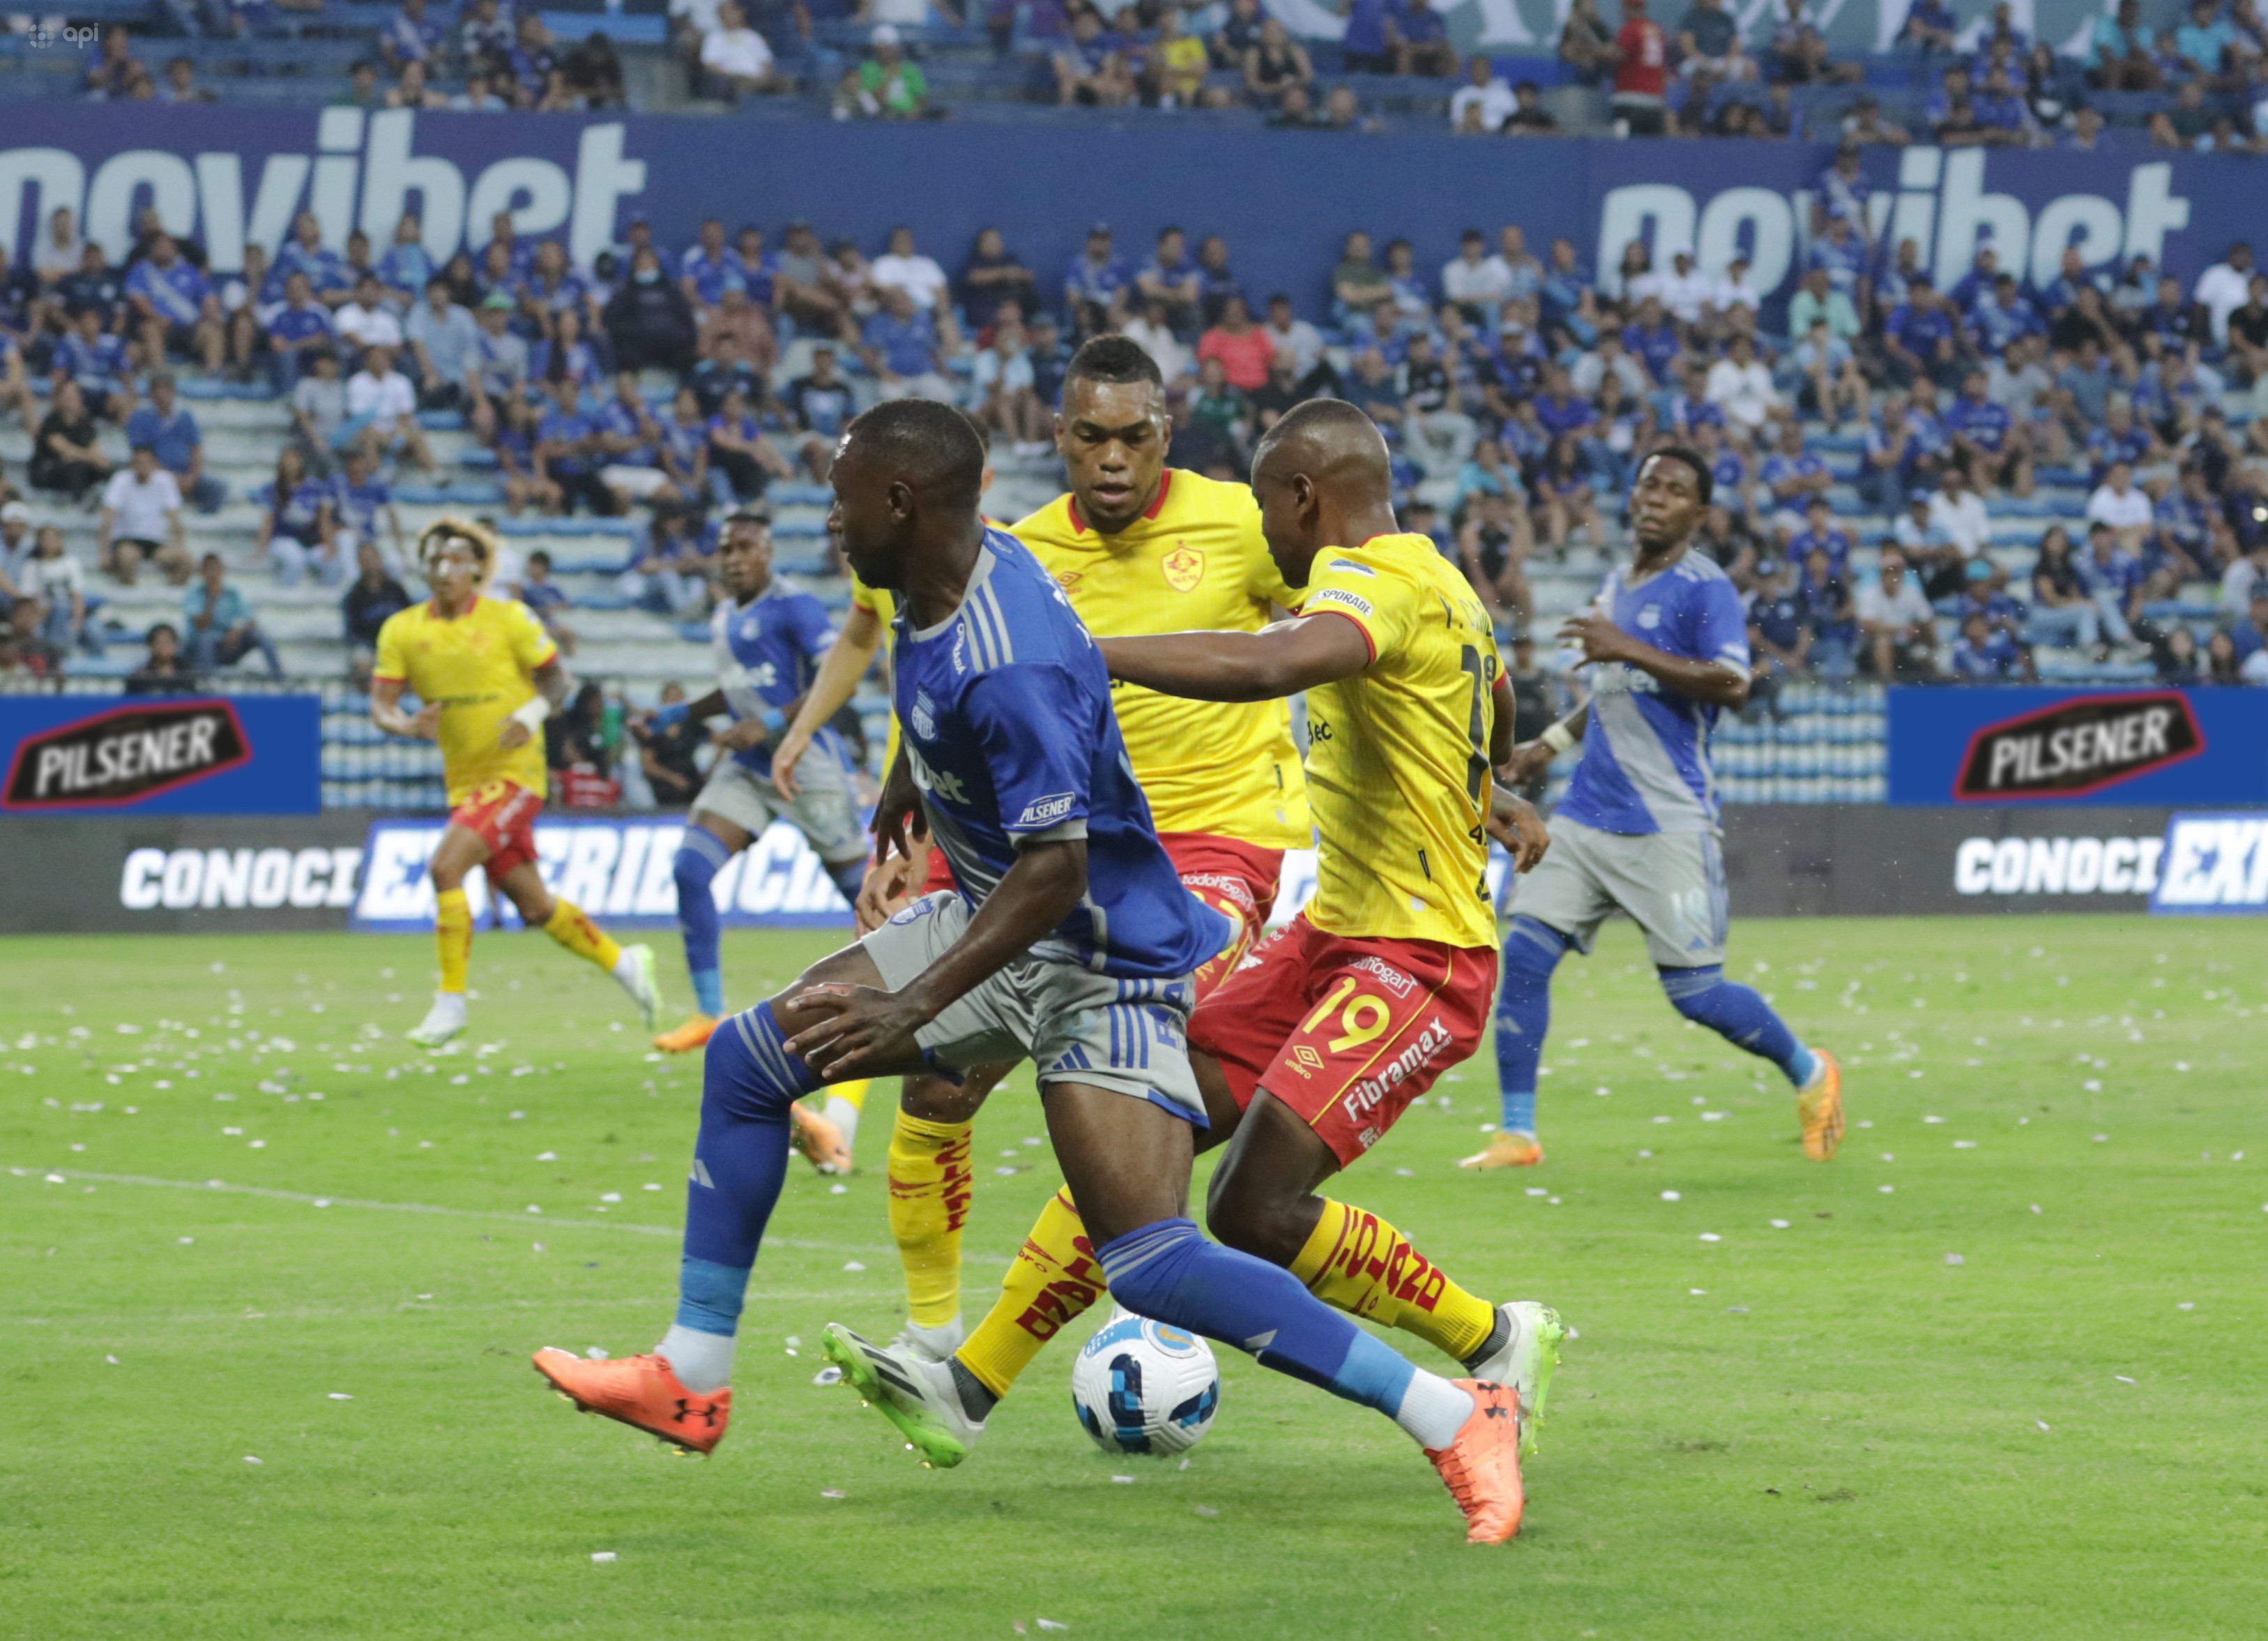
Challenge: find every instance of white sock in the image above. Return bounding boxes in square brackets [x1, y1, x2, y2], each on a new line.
[656, 1324, 735, 1394]
[821, 1094, 862, 1155]
[1393, 1370, 1479, 1451]
[421, 992, 466, 1027]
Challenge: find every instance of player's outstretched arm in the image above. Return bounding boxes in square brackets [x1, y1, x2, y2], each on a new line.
[773, 602, 883, 799]
[1099, 612, 1371, 703]
[784, 838, 1088, 1079]
[369, 676, 439, 741]
[1556, 610, 1749, 709]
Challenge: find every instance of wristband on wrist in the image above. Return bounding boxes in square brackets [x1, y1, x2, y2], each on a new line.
[759, 706, 788, 735]
[510, 697, 551, 734]
[1540, 722, 1576, 755]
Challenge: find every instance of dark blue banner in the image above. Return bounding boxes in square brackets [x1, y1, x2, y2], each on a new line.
[1887, 687, 2268, 808]
[0, 107, 2246, 325]
[0, 695, 321, 815]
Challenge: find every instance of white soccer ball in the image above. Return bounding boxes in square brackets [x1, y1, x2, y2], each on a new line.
[1071, 1308, 1221, 1456]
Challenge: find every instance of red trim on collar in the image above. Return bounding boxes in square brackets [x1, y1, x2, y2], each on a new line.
[1067, 469, 1173, 535]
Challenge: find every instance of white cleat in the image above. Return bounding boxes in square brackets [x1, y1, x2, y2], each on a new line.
[615, 943, 662, 1032]
[821, 1324, 986, 1468]
[406, 991, 469, 1050]
[1465, 1301, 1570, 1457]
[892, 1315, 966, 1364]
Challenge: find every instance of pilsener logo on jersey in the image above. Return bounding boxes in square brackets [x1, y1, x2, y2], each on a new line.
[3, 699, 249, 810]
[1954, 692, 2202, 801]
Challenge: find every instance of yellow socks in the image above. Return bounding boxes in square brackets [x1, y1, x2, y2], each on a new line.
[541, 897, 621, 973]
[886, 1110, 973, 1330]
[957, 1188, 1105, 1398]
[434, 887, 471, 994]
[1289, 1199, 1498, 1366]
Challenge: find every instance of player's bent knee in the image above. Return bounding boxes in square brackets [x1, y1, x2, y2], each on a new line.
[1658, 964, 1728, 1020]
[1203, 1163, 1307, 1266]
[1502, 915, 1572, 982]
[900, 1063, 1003, 1124]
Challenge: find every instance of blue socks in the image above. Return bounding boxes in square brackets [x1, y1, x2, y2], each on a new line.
[1494, 916, 1569, 1135]
[673, 1003, 817, 1338]
[675, 825, 732, 1017]
[1095, 1218, 1413, 1419]
[1659, 965, 1816, 1087]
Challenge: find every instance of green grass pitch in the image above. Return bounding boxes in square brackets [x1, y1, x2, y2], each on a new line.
[4, 917, 2265, 1640]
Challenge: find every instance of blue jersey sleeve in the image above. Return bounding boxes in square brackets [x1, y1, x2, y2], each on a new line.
[961, 665, 1093, 842]
[1692, 574, 1752, 671]
[787, 592, 836, 667]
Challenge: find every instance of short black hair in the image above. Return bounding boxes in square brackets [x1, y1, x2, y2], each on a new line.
[843, 398, 986, 513]
[1065, 335, 1164, 391]
[1644, 444, 1714, 506]
[146, 621, 178, 644]
[957, 405, 993, 454]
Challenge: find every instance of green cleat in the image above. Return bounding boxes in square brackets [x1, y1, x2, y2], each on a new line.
[821, 1323, 985, 1469]
[1466, 1301, 1571, 1457]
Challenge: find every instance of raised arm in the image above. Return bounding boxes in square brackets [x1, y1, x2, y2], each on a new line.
[1099, 609, 1372, 702]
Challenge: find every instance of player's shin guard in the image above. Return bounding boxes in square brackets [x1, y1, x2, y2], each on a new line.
[887, 1108, 975, 1331]
[1495, 916, 1569, 1135]
[1095, 1217, 1473, 1449]
[542, 897, 622, 974]
[1658, 965, 1818, 1087]
[957, 1188, 1103, 1398]
[1290, 1200, 1498, 1365]
[661, 1004, 818, 1392]
[673, 826, 732, 1018]
[434, 886, 472, 994]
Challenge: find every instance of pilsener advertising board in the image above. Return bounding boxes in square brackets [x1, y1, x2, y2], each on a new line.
[0, 695, 321, 815]
[1887, 688, 2268, 808]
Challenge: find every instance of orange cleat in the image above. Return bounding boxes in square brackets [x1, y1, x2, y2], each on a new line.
[653, 1013, 719, 1054]
[1798, 1050, 1844, 1162]
[791, 1101, 853, 1175]
[1426, 1379, 1525, 1544]
[531, 1347, 732, 1455]
[1459, 1132, 1545, 1170]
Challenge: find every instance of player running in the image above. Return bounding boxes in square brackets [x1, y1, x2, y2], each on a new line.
[533, 402, 1528, 1543]
[370, 516, 662, 1049]
[1463, 448, 1844, 1171]
[829, 401, 1566, 1513]
[770, 340, 1311, 1362]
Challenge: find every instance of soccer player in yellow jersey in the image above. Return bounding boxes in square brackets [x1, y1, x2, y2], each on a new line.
[838, 404, 1566, 1538]
[370, 517, 662, 1048]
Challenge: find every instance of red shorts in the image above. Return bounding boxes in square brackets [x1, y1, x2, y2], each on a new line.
[1188, 914, 1497, 1166]
[921, 846, 957, 895]
[450, 779, 544, 881]
[1159, 832, 1284, 943]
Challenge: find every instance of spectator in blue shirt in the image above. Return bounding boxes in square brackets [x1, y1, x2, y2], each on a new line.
[1797, 541, 1858, 677]
[1746, 559, 1813, 699]
[2090, 0, 2159, 89]
[266, 272, 335, 394]
[1882, 275, 1962, 391]
[1387, 0, 1459, 76]
[1971, 65, 2030, 139]
[125, 375, 224, 513]
[330, 446, 404, 569]
[54, 305, 135, 421]
[125, 233, 222, 375]
[1760, 418, 1830, 512]
[1621, 294, 1682, 385]
[1787, 494, 1853, 577]
[383, 0, 445, 70]
[267, 213, 353, 308]
[184, 552, 282, 679]
[1968, 272, 2043, 356]
[1063, 224, 1129, 337]
[860, 286, 950, 402]
[256, 445, 336, 588]
[1949, 610, 2032, 680]
[2173, 0, 2239, 87]
[344, 540, 414, 681]
[1342, 0, 1393, 72]
[1538, 236, 1596, 345]
[536, 377, 612, 515]
[1898, 0, 1958, 52]
[1945, 366, 2032, 494]
[1136, 225, 1203, 338]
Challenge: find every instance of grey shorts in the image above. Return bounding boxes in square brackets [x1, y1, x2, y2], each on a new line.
[694, 755, 866, 865]
[1507, 815, 1729, 969]
[860, 891, 1206, 1123]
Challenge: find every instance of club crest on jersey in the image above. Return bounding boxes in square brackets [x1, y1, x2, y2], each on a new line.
[1161, 545, 1204, 593]
[1638, 603, 1663, 629]
[911, 690, 937, 741]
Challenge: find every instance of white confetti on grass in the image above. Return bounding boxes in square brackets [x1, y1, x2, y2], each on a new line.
[591, 1551, 617, 1564]
[328, 1393, 353, 1401]
[1659, 1190, 1681, 1202]
[1769, 1218, 1791, 1229]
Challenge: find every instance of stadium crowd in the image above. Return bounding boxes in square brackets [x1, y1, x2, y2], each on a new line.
[6, 176, 2268, 694]
[42, 0, 2268, 146]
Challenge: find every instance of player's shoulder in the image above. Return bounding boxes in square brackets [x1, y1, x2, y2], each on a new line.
[1672, 550, 1736, 593]
[1155, 468, 1258, 531]
[375, 600, 427, 640]
[1007, 491, 1079, 550]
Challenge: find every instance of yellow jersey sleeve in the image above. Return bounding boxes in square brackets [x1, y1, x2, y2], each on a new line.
[1299, 542, 1422, 667]
[1298, 534, 1499, 951]
[505, 596, 558, 674]
[371, 605, 414, 683]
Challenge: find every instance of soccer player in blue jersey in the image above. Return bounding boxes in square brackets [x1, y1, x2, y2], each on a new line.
[533, 400, 1527, 1542]
[642, 512, 875, 1167]
[1463, 448, 1845, 1171]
